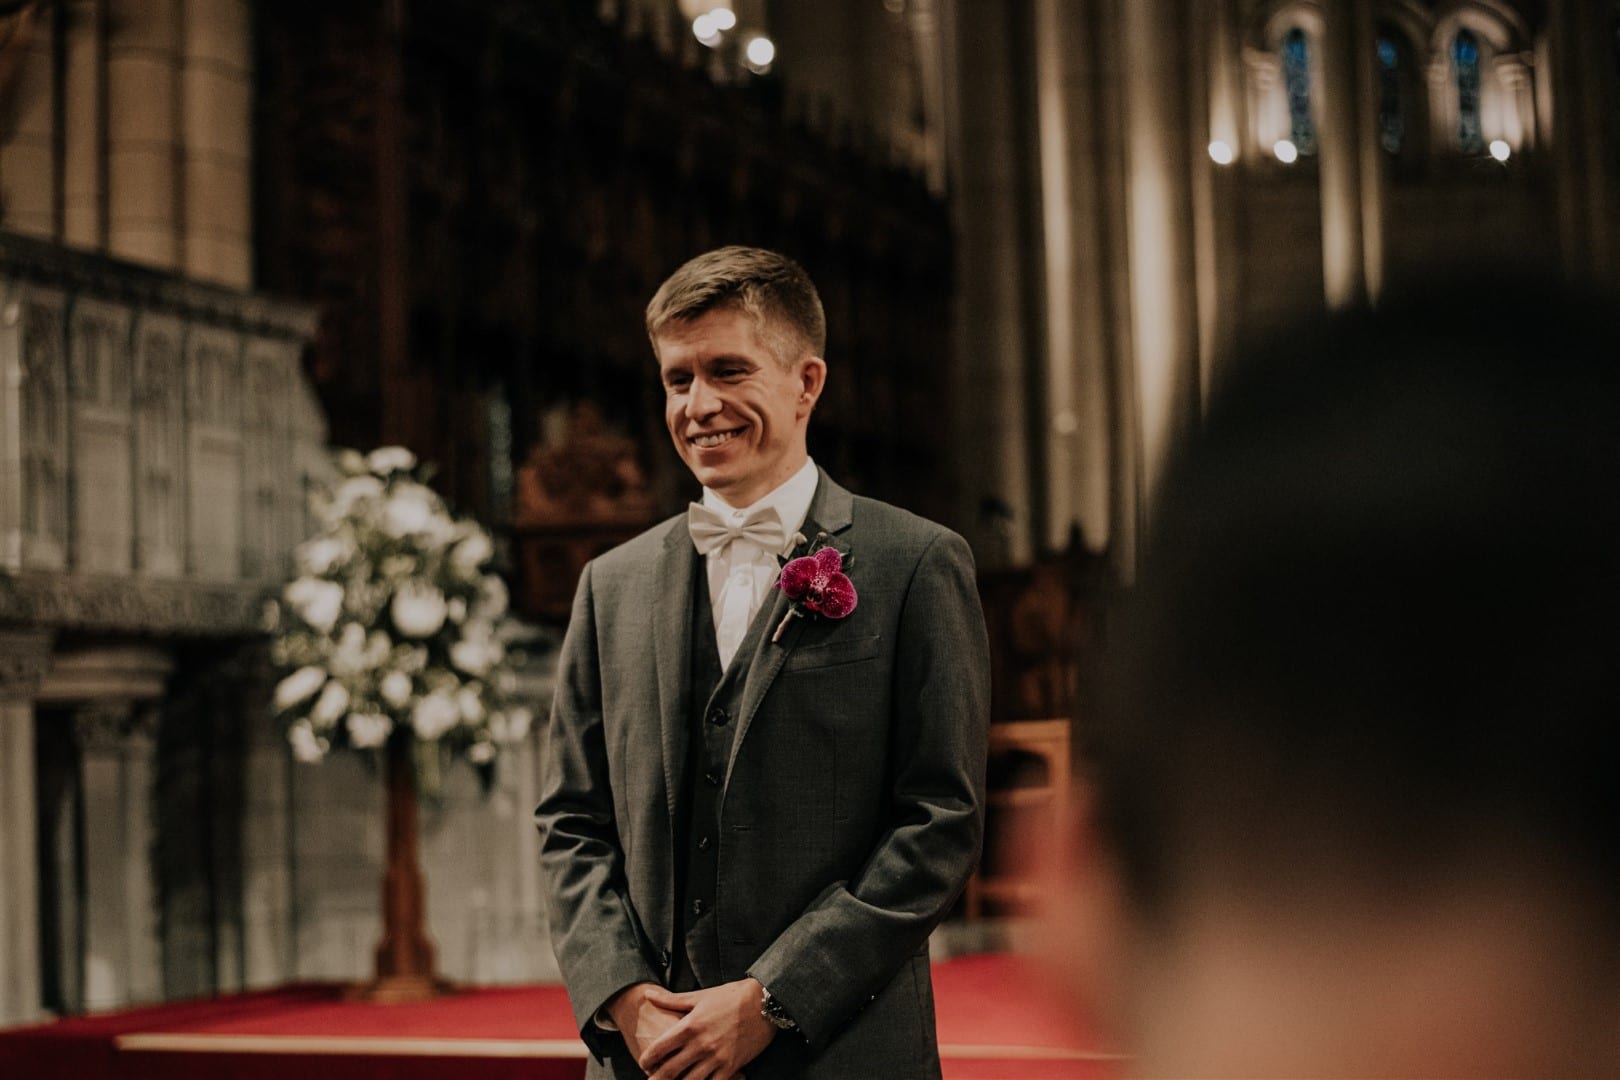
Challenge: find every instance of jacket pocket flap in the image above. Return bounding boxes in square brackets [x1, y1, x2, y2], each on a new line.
[781, 632, 883, 672]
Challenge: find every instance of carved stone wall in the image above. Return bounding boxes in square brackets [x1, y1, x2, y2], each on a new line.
[0, 232, 323, 632]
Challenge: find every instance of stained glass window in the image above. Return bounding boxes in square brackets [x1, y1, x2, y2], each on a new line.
[1453, 29, 1484, 154]
[1282, 28, 1317, 155]
[1377, 36, 1405, 155]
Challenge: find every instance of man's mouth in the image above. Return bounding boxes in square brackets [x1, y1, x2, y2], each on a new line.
[690, 427, 744, 449]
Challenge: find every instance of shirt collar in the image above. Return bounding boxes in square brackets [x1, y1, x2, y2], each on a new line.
[701, 457, 819, 542]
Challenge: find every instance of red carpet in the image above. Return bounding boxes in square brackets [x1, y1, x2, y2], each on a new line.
[0, 953, 1121, 1079]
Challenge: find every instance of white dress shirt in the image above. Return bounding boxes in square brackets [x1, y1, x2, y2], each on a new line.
[701, 457, 819, 670]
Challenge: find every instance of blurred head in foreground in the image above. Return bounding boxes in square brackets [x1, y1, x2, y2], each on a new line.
[1062, 280, 1620, 1077]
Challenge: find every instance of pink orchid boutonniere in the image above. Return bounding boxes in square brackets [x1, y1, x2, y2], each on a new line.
[772, 542, 858, 642]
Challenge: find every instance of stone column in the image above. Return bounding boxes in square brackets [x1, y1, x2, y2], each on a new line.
[1031, 0, 1080, 552]
[1121, 0, 1201, 519]
[180, 0, 252, 287]
[63, 0, 107, 250]
[107, 0, 181, 270]
[1547, 0, 1620, 284]
[0, 630, 53, 1027]
[941, 0, 1039, 566]
[1026, 0, 1117, 557]
[1191, 0, 1245, 397]
[75, 701, 161, 1011]
[2, 9, 56, 239]
[1353, 0, 1387, 304]
[1317, 0, 1366, 309]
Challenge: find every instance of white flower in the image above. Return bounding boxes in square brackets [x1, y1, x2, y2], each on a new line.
[396, 645, 429, 674]
[391, 580, 447, 638]
[450, 637, 502, 677]
[477, 575, 509, 619]
[456, 686, 485, 724]
[490, 706, 533, 744]
[366, 446, 418, 474]
[449, 532, 494, 577]
[336, 448, 368, 475]
[363, 631, 391, 670]
[288, 721, 328, 763]
[284, 577, 345, 634]
[329, 622, 368, 676]
[466, 740, 496, 764]
[273, 665, 327, 710]
[411, 691, 459, 740]
[331, 475, 384, 517]
[296, 536, 353, 577]
[347, 712, 392, 749]
[446, 597, 468, 624]
[381, 485, 439, 538]
[379, 670, 414, 708]
[310, 681, 350, 729]
[261, 599, 282, 633]
[379, 554, 417, 580]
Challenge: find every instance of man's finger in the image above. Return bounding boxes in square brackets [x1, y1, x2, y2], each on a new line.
[639, 1014, 694, 1069]
[647, 1038, 707, 1080]
[644, 985, 699, 1010]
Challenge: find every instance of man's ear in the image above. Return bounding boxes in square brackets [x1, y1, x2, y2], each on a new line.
[797, 357, 827, 415]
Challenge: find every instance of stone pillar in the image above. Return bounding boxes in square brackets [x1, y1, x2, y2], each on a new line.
[75, 701, 161, 1011]
[1317, 0, 1365, 309]
[2, 10, 56, 239]
[1492, 52, 1534, 152]
[63, 0, 107, 250]
[0, 630, 53, 1027]
[241, 654, 293, 988]
[1024, 0, 1117, 557]
[1121, 0, 1201, 518]
[942, 0, 1039, 566]
[107, 0, 181, 270]
[1031, 0, 1079, 551]
[1191, 0, 1245, 397]
[1547, 0, 1620, 284]
[1353, 0, 1387, 304]
[180, 0, 252, 287]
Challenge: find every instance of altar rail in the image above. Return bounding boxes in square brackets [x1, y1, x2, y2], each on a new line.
[0, 232, 324, 635]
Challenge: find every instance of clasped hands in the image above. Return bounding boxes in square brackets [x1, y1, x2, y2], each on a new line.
[607, 976, 778, 1080]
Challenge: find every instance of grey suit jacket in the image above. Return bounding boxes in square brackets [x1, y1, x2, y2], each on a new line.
[535, 471, 990, 1079]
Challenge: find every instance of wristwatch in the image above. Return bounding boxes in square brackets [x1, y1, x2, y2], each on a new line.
[759, 986, 798, 1032]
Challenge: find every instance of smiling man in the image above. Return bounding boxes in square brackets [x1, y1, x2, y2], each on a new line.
[536, 246, 991, 1080]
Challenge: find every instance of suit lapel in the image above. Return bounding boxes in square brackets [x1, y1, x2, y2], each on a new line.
[724, 469, 855, 785]
[652, 519, 697, 823]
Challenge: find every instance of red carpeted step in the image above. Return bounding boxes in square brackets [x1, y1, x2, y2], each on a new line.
[0, 953, 1122, 1079]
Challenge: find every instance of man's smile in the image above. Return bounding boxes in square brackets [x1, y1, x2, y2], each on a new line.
[690, 426, 746, 449]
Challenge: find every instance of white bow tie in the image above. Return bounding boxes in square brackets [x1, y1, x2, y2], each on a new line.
[687, 502, 791, 556]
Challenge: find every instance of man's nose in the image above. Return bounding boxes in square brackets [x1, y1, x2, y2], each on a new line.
[685, 377, 720, 419]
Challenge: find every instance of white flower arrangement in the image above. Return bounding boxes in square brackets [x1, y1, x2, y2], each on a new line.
[269, 446, 534, 781]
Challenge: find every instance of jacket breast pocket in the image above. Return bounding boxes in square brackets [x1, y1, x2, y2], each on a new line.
[779, 632, 883, 674]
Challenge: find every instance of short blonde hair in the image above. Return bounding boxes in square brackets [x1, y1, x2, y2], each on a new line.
[645, 246, 827, 366]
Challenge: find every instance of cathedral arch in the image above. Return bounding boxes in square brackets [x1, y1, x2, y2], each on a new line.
[1245, 2, 1326, 162]
[1427, 1, 1537, 156]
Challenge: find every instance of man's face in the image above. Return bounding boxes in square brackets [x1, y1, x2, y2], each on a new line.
[656, 306, 825, 506]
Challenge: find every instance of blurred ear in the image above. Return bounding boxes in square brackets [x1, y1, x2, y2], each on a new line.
[797, 356, 827, 417]
[1034, 779, 1131, 1041]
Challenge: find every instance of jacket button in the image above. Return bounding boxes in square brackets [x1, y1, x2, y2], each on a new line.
[708, 706, 728, 726]
[697, 835, 711, 852]
[704, 770, 720, 787]
[659, 949, 672, 969]
[692, 898, 706, 916]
